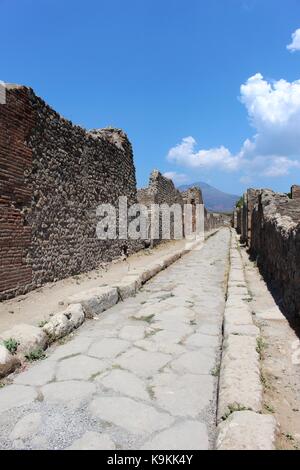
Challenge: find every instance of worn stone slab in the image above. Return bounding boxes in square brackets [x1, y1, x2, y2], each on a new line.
[218, 335, 262, 421]
[0, 344, 20, 378]
[48, 336, 93, 361]
[10, 412, 42, 441]
[42, 304, 85, 341]
[254, 306, 283, 321]
[114, 278, 137, 300]
[115, 348, 171, 377]
[154, 307, 196, 324]
[184, 333, 220, 349]
[171, 350, 216, 375]
[195, 323, 221, 337]
[217, 411, 277, 450]
[56, 355, 107, 381]
[139, 264, 162, 283]
[227, 287, 249, 297]
[0, 385, 37, 413]
[224, 305, 253, 327]
[161, 252, 181, 269]
[151, 372, 214, 417]
[68, 286, 118, 317]
[98, 369, 149, 400]
[134, 339, 185, 355]
[88, 338, 129, 359]
[67, 431, 116, 450]
[119, 325, 147, 341]
[14, 360, 56, 386]
[42, 381, 96, 406]
[89, 396, 174, 435]
[141, 420, 209, 450]
[152, 320, 194, 337]
[224, 323, 260, 338]
[0, 324, 48, 357]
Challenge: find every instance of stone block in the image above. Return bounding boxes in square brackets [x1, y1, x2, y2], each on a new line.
[68, 286, 118, 317]
[42, 304, 85, 341]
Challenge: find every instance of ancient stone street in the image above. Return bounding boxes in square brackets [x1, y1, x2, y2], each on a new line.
[0, 229, 230, 450]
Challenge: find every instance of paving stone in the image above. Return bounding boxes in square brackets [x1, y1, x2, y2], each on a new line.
[0, 385, 37, 413]
[67, 431, 116, 450]
[218, 335, 262, 421]
[152, 372, 214, 417]
[171, 350, 216, 375]
[116, 348, 171, 377]
[217, 411, 278, 450]
[98, 369, 149, 400]
[48, 336, 93, 360]
[89, 396, 174, 435]
[141, 420, 209, 450]
[42, 381, 96, 406]
[224, 324, 260, 338]
[152, 321, 194, 336]
[224, 305, 253, 327]
[10, 412, 42, 440]
[56, 355, 107, 381]
[14, 360, 56, 386]
[184, 333, 220, 349]
[88, 338, 130, 359]
[119, 325, 147, 341]
[196, 323, 221, 336]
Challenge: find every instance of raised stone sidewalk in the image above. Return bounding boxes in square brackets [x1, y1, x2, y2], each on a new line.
[216, 230, 278, 450]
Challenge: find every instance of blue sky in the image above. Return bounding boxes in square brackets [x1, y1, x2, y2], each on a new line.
[1, 0, 300, 195]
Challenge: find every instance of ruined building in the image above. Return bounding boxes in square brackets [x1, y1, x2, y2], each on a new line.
[1, 85, 227, 301]
[234, 186, 300, 318]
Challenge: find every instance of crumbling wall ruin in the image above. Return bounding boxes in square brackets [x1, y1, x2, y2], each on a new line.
[0, 85, 142, 300]
[234, 187, 300, 318]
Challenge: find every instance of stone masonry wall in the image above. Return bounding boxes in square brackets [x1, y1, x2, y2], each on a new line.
[0, 85, 142, 300]
[137, 170, 184, 244]
[240, 188, 300, 318]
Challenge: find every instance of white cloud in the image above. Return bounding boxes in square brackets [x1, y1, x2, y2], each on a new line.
[163, 171, 189, 184]
[167, 73, 300, 179]
[167, 137, 240, 171]
[287, 28, 300, 52]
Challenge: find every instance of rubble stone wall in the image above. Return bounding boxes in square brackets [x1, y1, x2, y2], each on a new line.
[236, 188, 300, 318]
[0, 85, 142, 300]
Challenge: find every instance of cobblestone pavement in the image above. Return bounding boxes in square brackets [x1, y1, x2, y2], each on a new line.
[0, 228, 230, 450]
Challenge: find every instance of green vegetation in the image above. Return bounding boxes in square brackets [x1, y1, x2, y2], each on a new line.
[236, 196, 244, 209]
[256, 336, 267, 359]
[25, 348, 46, 362]
[3, 338, 19, 355]
[222, 403, 251, 420]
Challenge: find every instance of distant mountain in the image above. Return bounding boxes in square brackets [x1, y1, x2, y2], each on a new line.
[179, 181, 240, 213]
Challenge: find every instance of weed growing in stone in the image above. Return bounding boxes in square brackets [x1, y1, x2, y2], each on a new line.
[25, 348, 46, 362]
[264, 403, 275, 414]
[256, 336, 267, 359]
[3, 338, 19, 355]
[211, 365, 221, 377]
[222, 403, 252, 420]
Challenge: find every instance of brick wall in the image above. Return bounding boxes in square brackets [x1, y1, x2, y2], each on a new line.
[0, 85, 35, 298]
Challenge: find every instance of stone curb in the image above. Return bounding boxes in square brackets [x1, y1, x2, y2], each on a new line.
[0, 235, 207, 380]
[216, 229, 277, 450]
